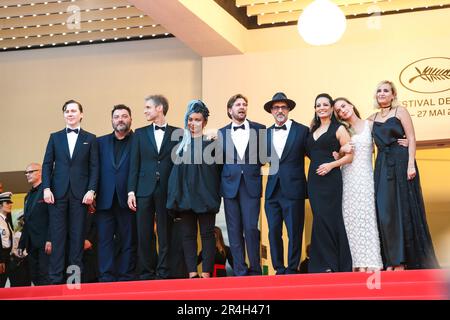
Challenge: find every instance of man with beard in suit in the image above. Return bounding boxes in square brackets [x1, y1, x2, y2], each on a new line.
[96, 104, 136, 282]
[263, 92, 309, 275]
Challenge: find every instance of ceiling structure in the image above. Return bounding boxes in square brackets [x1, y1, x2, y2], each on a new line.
[233, 0, 450, 27]
[0, 0, 172, 51]
[1, 0, 450, 52]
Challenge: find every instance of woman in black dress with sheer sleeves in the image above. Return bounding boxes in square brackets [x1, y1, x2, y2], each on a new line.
[307, 93, 353, 273]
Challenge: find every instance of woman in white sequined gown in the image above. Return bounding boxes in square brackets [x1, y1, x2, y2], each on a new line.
[333, 98, 385, 271]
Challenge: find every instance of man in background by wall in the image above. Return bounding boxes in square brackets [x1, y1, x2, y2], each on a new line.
[18, 163, 51, 285]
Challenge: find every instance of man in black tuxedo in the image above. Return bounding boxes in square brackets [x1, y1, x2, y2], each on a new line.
[127, 94, 181, 280]
[42, 99, 98, 284]
[18, 163, 51, 285]
[218, 94, 266, 276]
[264, 92, 309, 275]
[96, 104, 136, 282]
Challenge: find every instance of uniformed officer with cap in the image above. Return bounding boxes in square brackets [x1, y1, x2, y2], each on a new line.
[0, 192, 14, 287]
[0, 192, 32, 287]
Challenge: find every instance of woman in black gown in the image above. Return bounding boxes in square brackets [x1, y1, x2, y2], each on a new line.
[167, 100, 221, 279]
[370, 80, 439, 271]
[307, 93, 353, 273]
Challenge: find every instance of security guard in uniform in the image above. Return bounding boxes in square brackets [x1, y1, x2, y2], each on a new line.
[0, 192, 31, 287]
[0, 192, 15, 287]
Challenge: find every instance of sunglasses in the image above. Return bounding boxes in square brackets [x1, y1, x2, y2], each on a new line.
[24, 170, 39, 175]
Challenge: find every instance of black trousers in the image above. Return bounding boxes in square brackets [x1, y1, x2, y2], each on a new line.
[136, 184, 172, 279]
[178, 211, 216, 274]
[48, 189, 87, 284]
[27, 244, 50, 285]
[0, 254, 32, 287]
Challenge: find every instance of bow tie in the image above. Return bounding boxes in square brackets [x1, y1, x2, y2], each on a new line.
[155, 126, 166, 131]
[66, 128, 79, 134]
[233, 124, 245, 131]
[274, 124, 287, 131]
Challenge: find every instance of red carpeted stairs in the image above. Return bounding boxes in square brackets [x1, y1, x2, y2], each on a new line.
[0, 269, 448, 300]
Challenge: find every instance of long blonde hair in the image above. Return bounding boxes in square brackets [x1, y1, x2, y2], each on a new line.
[373, 80, 401, 109]
[333, 97, 361, 136]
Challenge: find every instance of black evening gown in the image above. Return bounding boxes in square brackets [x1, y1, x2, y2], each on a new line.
[372, 116, 439, 269]
[307, 122, 352, 273]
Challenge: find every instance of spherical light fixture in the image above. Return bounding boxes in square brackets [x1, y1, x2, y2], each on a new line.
[298, 0, 347, 46]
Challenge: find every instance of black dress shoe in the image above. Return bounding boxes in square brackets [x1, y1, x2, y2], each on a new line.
[139, 274, 156, 280]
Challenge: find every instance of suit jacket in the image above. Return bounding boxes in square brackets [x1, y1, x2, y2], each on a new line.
[19, 184, 50, 250]
[128, 124, 181, 197]
[42, 128, 99, 200]
[96, 132, 133, 210]
[265, 120, 309, 200]
[218, 120, 266, 199]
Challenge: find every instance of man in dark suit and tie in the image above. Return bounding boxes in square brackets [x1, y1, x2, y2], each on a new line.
[42, 99, 98, 284]
[264, 92, 309, 275]
[96, 104, 136, 282]
[18, 163, 51, 285]
[127, 95, 181, 280]
[218, 93, 266, 276]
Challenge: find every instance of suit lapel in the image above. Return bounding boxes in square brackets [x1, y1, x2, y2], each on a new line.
[242, 120, 257, 161]
[146, 125, 158, 154]
[159, 126, 172, 155]
[25, 185, 42, 220]
[224, 123, 242, 162]
[268, 125, 274, 159]
[280, 121, 298, 162]
[108, 134, 117, 169]
[117, 132, 132, 168]
[58, 129, 71, 159]
[71, 129, 87, 162]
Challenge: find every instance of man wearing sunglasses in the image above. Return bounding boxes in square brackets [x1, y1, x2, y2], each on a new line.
[18, 163, 51, 285]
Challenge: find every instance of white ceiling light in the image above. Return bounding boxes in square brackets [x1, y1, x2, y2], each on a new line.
[298, 0, 346, 46]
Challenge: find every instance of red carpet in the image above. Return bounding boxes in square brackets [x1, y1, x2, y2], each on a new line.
[0, 269, 448, 300]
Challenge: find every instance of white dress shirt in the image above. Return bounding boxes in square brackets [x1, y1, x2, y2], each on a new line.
[0, 213, 12, 249]
[272, 119, 292, 158]
[154, 123, 167, 153]
[231, 119, 250, 160]
[66, 126, 80, 158]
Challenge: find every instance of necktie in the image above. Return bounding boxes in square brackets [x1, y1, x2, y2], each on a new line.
[233, 124, 245, 131]
[155, 126, 166, 131]
[66, 128, 79, 134]
[274, 124, 287, 131]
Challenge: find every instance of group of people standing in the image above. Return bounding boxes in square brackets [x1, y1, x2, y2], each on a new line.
[0, 79, 439, 287]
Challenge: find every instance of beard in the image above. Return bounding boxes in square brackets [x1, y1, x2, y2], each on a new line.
[114, 122, 130, 133]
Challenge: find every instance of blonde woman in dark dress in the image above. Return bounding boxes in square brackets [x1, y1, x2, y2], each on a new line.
[370, 80, 439, 271]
